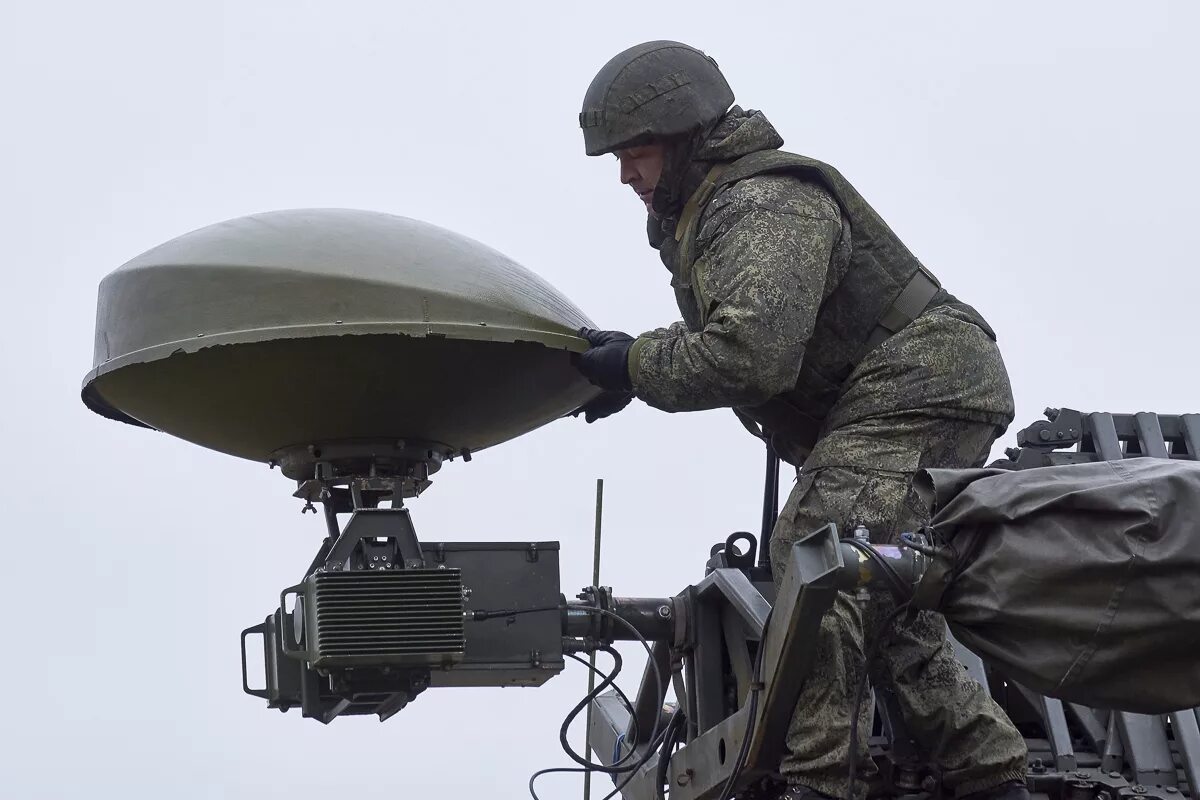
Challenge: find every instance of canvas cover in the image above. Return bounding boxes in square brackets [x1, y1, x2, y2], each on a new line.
[913, 458, 1200, 714]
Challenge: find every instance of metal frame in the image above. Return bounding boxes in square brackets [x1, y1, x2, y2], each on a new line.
[584, 407, 1200, 800]
[584, 525, 848, 800]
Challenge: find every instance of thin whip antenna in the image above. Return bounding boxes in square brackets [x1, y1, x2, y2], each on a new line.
[583, 478, 604, 800]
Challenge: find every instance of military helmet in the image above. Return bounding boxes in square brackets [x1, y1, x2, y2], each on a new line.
[579, 40, 734, 156]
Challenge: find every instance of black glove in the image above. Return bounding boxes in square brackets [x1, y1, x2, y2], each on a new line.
[570, 390, 634, 423]
[574, 327, 634, 391]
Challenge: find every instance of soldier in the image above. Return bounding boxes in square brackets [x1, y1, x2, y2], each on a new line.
[572, 41, 1030, 800]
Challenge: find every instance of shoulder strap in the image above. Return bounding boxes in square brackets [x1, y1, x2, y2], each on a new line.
[675, 163, 730, 243]
[672, 163, 730, 275]
[673, 151, 812, 271]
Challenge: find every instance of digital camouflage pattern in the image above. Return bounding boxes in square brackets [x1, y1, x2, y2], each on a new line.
[627, 108, 1027, 795]
[629, 109, 1009, 465]
[769, 325, 1027, 798]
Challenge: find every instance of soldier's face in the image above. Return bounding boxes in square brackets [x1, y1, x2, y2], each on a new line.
[616, 144, 665, 212]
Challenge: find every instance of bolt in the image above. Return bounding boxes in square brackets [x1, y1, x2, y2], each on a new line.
[676, 769, 694, 787]
[1039, 429, 1052, 441]
[657, 605, 672, 619]
[1166, 788, 1178, 794]
[1030, 759, 1046, 774]
[1056, 430, 1065, 439]
[1109, 772, 1122, 779]
[1133, 785, 1147, 794]
[1075, 772, 1089, 779]
[373, 555, 380, 561]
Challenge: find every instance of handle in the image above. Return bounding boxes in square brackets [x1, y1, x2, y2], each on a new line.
[240, 622, 269, 699]
[278, 584, 308, 660]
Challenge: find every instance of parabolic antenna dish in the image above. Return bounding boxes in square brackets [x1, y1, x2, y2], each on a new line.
[82, 209, 600, 470]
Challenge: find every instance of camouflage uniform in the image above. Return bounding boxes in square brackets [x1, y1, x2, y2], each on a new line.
[629, 109, 1028, 798]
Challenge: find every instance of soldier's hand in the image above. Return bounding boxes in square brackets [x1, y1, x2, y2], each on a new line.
[574, 327, 634, 391]
[570, 390, 634, 423]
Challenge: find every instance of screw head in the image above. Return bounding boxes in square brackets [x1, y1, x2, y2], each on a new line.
[657, 605, 672, 619]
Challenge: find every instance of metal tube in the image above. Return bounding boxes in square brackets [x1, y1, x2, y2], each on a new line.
[758, 442, 779, 568]
[562, 597, 676, 642]
[322, 500, 341, 539]
[584, 478, 603, 800]
[833, 541, 928, 593]
[610, 597, 675, 642]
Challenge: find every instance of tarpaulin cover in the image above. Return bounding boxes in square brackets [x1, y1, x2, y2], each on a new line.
[914, 458, 1200, 714]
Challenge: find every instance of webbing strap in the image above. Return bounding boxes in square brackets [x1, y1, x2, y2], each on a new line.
[675, 163, 730, 243]
[861, 266, 941, 355]
[733, 409, 766, 440]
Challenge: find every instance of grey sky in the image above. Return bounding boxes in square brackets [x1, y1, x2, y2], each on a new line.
[2, 2, 1197, 797]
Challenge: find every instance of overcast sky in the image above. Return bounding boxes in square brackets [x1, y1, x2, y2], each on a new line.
[2, 2, 1198, 798]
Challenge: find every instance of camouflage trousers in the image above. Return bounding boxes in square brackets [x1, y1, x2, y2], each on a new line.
[766, 413, 1029, 799]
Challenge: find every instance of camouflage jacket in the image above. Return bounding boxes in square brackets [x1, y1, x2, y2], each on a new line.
[629, 109, 1013, 461]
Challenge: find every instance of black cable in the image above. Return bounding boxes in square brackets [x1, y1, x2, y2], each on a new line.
[556, 646, 639, 774]
[467, 604, 560, 621]
[716, 609, 772, 800]
[591, 605, 670, 800]
[529, 649, 641, 800]
[654, 709, 686, 800]
[842, 537, 908, 597]
[845, 600, 913, 800]
[472, 606, 672, 796]
[564, 651, 641, 765]
[841, 537, 912, 601]
[898, 531, 938, 557]
[528, 767, 587, 800]
[598, 724, 673, 800]
[491, 603, 668, 800]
